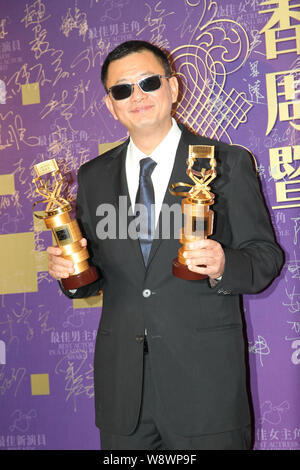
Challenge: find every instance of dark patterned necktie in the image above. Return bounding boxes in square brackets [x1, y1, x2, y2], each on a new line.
[135, 157, 157, 265]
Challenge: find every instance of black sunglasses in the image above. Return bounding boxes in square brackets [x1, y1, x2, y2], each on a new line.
[108, 74, 170, 101]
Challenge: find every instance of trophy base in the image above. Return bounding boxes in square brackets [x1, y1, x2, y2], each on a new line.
[172, 258, 208, 281]
[61, 266, 98, 290]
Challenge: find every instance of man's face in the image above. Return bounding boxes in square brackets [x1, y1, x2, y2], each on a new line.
[104, 50, 178, 135]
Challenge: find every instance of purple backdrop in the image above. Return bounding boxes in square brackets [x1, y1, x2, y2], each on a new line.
[0, 0, 299, 450]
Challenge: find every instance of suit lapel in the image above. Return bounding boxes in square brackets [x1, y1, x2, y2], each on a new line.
[107, 140, 146, 272]
[147, 127, 191, 267]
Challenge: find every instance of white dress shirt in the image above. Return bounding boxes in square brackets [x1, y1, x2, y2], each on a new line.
[125, 118, 182, 226]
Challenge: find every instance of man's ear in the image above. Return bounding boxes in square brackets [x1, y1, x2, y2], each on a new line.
[104, 94, 118, 121]
[169, 75, 179, 104]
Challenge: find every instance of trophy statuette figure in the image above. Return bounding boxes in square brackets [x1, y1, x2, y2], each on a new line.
[169, 145, 217, 280]
[33, 158, 98, 290]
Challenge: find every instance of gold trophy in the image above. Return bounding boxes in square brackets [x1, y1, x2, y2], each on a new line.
[169, 145, 217, 280]
[33, 158, 98, 289]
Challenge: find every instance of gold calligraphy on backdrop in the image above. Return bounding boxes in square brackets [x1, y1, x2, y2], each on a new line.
[259, 0, 300, 210]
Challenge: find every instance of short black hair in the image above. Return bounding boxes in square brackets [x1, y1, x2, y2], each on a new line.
[101, 40, 172, 91]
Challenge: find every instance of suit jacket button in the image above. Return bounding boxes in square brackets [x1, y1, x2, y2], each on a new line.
[136, 335, 144, 344]
[142, 289, 151, 298]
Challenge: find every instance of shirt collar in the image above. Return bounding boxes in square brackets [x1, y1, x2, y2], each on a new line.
[128, 118, 182, 165]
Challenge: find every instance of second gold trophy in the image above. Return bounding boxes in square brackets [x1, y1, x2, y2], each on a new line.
[169, 145, 217, 280]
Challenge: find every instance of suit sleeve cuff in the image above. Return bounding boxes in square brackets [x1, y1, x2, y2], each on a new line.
[209, 275, 223, 288]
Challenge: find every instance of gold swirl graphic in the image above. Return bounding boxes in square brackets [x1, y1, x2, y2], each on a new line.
[170, 1, 252, 143]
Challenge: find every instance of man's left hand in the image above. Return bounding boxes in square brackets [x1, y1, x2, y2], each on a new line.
[183, 239, 225, 280]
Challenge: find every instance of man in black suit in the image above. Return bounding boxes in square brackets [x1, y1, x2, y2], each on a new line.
[47, 41, 283, 450]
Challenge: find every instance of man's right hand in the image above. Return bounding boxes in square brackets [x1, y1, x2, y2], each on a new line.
[47, 238, 87, 280]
